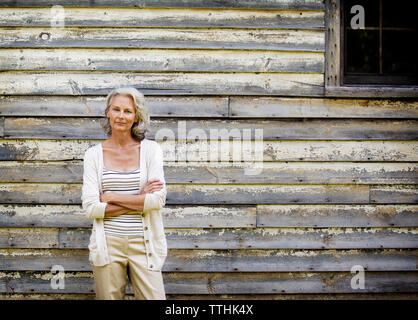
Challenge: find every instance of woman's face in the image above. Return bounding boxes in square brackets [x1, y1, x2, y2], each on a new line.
[106, 94, 137, 133]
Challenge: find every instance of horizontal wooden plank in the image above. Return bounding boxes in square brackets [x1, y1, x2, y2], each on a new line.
[165, 184, 417, 205]
[0, 72, 324, 96]
[1, 161, 417, 185]
[1, 227, 417, 249]
[1, 248, 416, 272]
[0, 27, 325, 52]
[163, 272, 418, 294]
[163, 228, 418, 250]
[257, 204, 418, 227]
[0, 140, 93, 161]
[0, 203, 416, 228]
[2, 292, 418, 300]
[370, 185, 418, 204]
[0, 228, 59, 249]
[1, 140, 417, 162]
[0, 49, 324, 73]
[0, 183, 82, 204]
[0, 8, 325, 29]
[0, 271, 416, 294]
[0, 95, 229, 117]
[229, 97, 418, 118]
[325, 86, 418, 99]
[0, 0, 325, 10]
[0, 184, 417, 205]
[0, 183, 376, 205]
[0, 204, 256, 228]
[4, 118, 418, 140]
[5, 96, 417, 119]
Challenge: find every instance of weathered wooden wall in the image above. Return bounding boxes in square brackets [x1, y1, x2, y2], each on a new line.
[0, 0, 417, 299]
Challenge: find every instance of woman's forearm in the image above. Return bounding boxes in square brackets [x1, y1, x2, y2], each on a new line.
[109, 194, 145, 212]
[104, 203, 132, 217]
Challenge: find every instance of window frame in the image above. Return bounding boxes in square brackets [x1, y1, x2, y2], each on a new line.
[325, 0, 418, 97]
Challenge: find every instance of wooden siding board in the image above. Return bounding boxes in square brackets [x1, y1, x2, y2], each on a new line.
[1, 249, 416, 272]
[256, 204, 418, 228]
[0, 8, 325, 29]
[1, 184, 417, 206]
[0, 0, 326, 10]
[2, 96, 418, 119]
[0, 140, 93, 161]
[0, 72, 324, 96]
[325, 86, 418, 99]
[1, 293, 418, 300]
[0, 183, 379, 205]
[0, 204, 257, 228]
[0, 96, 229, 118]
[370, 185, 418, 204]
[1, 161, 417, 185]
[1, 271, 416, 294]
[0, 183, 80, 204]
[165, 184, 371, 205]
[1, 204, 416, 229]
[0, 28, 325, 52]
[0, 228, 59, 249]
[2, 227, 417, 250]
[163, 228, 418, 250]
[1, 140, 417, 162]
[4, 118, 418, 140]
[185, 272, 418, 294]
[259, 141, 418, 162]
[229, 97, 418, 118]
[0, 49, 324, 73]
[0, 204, 90, 228]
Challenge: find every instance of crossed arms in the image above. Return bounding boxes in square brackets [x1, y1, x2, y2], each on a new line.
[100, 179, 163, 217]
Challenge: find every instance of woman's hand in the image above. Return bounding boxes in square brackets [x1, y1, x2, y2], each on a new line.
[100, 193, 114, 203]
[141, 179, 164, 195]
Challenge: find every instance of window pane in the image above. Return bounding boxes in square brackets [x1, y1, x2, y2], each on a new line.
[382, 0, 416, 28]
[383, 30, 417, 74]
[345, 30, 379, 74]
[343, 0, 417, 84]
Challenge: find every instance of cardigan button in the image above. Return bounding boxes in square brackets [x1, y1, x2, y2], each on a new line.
[144, 226, 148, 231]
[150, 265, 153, 268]
[148, 252, 152, 256]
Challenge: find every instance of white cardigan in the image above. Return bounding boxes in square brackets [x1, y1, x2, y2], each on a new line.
[81, 138, 167, 270]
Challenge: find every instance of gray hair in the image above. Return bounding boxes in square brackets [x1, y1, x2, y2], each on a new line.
[101, 87, 150, 142]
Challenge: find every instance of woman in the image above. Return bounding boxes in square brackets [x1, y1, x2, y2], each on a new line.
[81, 87, 167, 300]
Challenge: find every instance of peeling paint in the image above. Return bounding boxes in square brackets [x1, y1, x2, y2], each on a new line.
[293, 250, 318, 257]
[0, 272, 21, 279]
[170, 229, 210, 236]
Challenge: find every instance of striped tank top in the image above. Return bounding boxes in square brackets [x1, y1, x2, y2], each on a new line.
[102, 166, 144, 237]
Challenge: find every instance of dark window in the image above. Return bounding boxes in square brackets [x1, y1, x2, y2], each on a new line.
[342, 0, 417, 85]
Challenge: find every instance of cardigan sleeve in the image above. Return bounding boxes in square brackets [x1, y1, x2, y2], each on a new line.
[81, 148, 107, 219]
[143, 141, 167, 212]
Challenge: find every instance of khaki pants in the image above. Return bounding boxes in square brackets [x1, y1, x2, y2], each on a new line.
[91, 234, 166, 300]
